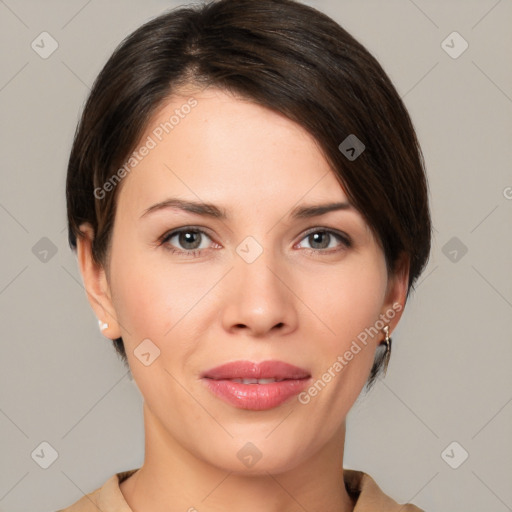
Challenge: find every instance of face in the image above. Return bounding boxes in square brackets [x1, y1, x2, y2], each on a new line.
[79, 87, 407, 474]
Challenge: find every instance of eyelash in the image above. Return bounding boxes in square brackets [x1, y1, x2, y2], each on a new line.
[158, 226, 352, 258]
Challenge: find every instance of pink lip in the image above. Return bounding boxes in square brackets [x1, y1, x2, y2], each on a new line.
[201, 360, 310, 380]
[201, 360, 311, 411]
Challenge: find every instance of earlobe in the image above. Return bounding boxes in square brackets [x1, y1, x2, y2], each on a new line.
[76, 223, 121, 339]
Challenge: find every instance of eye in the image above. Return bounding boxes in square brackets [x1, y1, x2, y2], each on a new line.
[159, 227, 215, 256]
[158, 226, 351, 258]
[296, 228, 351, 254]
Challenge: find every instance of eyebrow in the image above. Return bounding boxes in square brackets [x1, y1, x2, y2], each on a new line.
[139, 198, 352, 220]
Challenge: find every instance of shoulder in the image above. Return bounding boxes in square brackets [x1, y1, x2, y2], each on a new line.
[55, 485, 102, 512]
[343, 469, 424, 512]
[56, 467, 422, 512]
[56, 469, 139, 512]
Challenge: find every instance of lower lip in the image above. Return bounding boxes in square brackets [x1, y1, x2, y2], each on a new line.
[202, 378, 310, 410]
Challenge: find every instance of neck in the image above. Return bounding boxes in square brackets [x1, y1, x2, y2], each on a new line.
[120, 402, 355, 512]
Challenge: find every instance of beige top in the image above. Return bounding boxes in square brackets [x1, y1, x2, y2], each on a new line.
[56, 468, 424, 511]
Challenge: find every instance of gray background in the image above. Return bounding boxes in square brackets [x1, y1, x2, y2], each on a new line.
[0, 0, 511, 511]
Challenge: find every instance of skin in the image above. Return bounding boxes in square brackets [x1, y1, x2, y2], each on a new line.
[77, 87, 409, 512]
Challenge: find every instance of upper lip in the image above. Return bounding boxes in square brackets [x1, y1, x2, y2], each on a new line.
[201, 360, 311, 380]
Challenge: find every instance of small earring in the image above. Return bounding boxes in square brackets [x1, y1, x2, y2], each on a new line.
[382, 325, 392, 373]
[98, 320, 109, 331]
[382, 325, 391, 353]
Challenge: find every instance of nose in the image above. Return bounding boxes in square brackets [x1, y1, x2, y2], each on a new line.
[221, 245, 299, 338]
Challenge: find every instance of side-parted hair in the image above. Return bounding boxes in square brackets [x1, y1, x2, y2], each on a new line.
[66, 0, 432, 389]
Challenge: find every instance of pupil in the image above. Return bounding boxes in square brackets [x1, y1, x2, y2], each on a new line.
[311, 232, 328, 249]
[181, 231, 200, 249]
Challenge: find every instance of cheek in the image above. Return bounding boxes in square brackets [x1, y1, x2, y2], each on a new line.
[108, 239, 221, 363]
[303, 254, 388, 352]
[110, 256, 189, 343]
[299, 254, 388, 413]
[108, 255, 200, 403]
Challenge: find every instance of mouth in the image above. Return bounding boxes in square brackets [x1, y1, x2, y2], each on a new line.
[201, 359, 311, 380]
[200, 360, 311, 410]
[227, 377, 289, 384]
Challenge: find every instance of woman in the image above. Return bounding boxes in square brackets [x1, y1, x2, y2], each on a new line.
[60, 0, 431, 510]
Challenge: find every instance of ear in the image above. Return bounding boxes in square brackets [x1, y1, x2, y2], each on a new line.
[380, 252, 410, 335]
[75, 223, 122, 340]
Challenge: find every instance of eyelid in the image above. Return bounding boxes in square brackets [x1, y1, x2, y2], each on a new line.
[158, 225, 352, 255]
[298, 226, 352, 248]
[158, 226, 215, 246]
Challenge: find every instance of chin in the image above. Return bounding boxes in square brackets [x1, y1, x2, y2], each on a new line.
[197, 438, 308, 476]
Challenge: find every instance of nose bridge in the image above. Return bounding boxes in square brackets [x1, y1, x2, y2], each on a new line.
[235, 234, 285, 302]
[221, 233, 297, 334]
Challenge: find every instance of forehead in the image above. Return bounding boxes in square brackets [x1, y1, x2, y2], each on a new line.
[116, 87, 350, 218]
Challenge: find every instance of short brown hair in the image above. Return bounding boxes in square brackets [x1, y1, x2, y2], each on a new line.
[66, 0, 432, 388]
